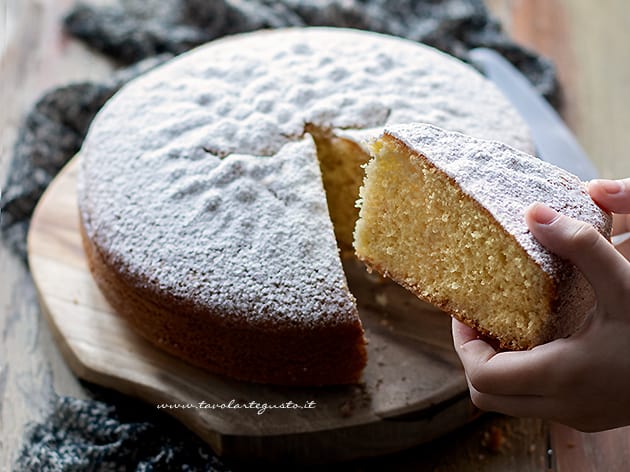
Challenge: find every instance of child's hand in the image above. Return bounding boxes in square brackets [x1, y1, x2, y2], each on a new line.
[452, 178, 630, 432]
[589, 178, 630, 260]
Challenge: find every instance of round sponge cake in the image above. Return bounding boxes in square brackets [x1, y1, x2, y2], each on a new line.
[78, 27, 532, 385]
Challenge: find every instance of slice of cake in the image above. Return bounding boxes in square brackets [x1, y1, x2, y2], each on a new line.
[354, 123, 612, 349]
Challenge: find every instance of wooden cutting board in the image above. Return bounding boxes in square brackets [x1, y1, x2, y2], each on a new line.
[27, 156, 477, 463]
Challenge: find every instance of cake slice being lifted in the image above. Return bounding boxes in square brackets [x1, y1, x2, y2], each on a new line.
[354, 123, 612, 350]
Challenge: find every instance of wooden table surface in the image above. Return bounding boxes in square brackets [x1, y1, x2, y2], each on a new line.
[1, 0, 629, 470]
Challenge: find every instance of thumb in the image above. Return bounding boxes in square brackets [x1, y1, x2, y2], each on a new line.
[525, 203, 629, 305]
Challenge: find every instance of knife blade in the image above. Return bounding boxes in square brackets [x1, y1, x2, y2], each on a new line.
[469, 47, 599, 181]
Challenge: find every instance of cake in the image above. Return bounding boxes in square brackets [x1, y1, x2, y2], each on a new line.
[354, 123, 612, 350]
[78, 27, 532, 385]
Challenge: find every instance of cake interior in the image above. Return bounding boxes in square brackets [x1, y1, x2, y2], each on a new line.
[353, 134, 555, 349]
[306, 124, 371, 255]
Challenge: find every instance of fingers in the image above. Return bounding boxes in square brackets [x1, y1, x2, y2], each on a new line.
[589, 179, 630, 236]
[588, 178, 630, 214]
[612, 215, 630, 237]
[525, 203, 630, 306]
[466, 378, 611, 432]
[451, 316, 484, 345]
[466, 379, 550, 418]
[615, 235, 630, 261]
[588, 178, 630, 256]
[452, 318, 555, 396]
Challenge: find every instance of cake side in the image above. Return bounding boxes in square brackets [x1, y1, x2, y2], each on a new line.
[354, 125, 612, 349]
[80, 218, 367, 385]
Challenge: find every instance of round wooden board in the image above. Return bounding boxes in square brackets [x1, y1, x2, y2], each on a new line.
[27, 156, 476, 463]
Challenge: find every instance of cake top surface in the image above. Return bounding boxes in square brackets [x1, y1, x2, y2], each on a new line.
[384, 123, 612, 276]
[78, 27, 533, 325]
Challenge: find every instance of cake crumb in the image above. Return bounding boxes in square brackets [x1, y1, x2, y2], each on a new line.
[481, 425, 506, 453]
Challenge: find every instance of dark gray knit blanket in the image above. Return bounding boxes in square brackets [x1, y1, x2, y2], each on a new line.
[4, 1, 557, 470]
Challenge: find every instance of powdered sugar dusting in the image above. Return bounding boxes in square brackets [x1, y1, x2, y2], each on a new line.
[78, 28, 533, 324]
[385, 123, 612, 276]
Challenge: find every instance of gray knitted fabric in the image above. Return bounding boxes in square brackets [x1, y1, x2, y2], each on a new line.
[63, 0, 557, 100]
[0, 55, 172, 258]
[4, 1, 557, 470]
[15, 389, 232, 472]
